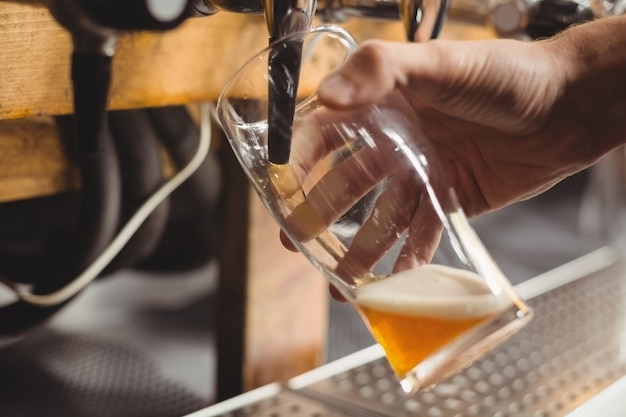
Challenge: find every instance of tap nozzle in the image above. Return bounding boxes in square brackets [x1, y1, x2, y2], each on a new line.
[317, 0, 450, 42]
[263, 0, 317, 40]
[192, 0, 450, 42]
[262, 1, 317, 165]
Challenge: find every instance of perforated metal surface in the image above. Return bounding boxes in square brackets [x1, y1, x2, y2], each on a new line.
[296, 254, 626, 416]
[0, 329, 210, 417]
[189, 248, 626, 417]
[196, 388, 373, 417]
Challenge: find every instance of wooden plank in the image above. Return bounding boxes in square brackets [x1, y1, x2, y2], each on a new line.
[215, 140, 252, 400]
[244, 189, 328, 389]
[0, 3, 494, 121]
[0, 116, 79, 201]
[215, 139, 327, 399]
[0, 3, 268, 120]
[0, 4, 387, 120]
[0, 9, 493, 204]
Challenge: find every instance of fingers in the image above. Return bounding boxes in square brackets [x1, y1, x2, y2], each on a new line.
[317, 41, 401, 109]
[329, 284, 347, 302]
[288, 112, 331, 176]
[318, 40, 440, 109]
[285, 146, 387, 242]
[284, 107, 381, 193]
[336, 176, 421, 275]
[316, 38, 549, 135]
[280, 229, 297, 252]
[394, 195, 443, 271]
[279, 229, 349, 304]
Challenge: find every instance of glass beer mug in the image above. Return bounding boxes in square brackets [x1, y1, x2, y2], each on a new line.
[216, 25, 533, 393]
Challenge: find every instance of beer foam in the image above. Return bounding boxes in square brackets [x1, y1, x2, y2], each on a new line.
[355, 264, 512, 319]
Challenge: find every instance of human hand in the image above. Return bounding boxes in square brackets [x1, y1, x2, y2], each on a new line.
[313, 37, 590, 216]
[281, 17, 626, 299]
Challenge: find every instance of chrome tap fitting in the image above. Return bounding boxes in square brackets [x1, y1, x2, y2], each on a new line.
[316, 0, 450, 41]
[192, 0, 450, 41]
[263, 0, 318, 40]
[11, 0, 194, 54]
[479, 0, 624, 40]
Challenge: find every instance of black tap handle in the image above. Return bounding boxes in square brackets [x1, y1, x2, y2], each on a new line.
[526, 0, 594, 39]
[80, 0, 194, 31]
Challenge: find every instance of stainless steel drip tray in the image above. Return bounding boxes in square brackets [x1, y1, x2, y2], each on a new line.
[187, 246, 626, 417]
[567, 375, 626, 417]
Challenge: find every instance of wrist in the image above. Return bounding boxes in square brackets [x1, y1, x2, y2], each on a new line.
[545, 16, 626, 160]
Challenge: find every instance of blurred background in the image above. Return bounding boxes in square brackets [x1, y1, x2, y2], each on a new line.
[0, 153, 610, 417]
[0, 0, 623, 416]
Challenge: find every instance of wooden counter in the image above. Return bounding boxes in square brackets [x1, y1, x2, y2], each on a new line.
[0, 3, 494, 122]
[0, 2, 495, 202]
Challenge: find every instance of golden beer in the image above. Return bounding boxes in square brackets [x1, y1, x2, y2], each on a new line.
[355, 264, 512, 381]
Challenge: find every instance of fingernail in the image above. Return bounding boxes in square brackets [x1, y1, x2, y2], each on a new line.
[319, 74, 356, 105]
[289, 202, 326, 242]
[268, 162, 301, 199]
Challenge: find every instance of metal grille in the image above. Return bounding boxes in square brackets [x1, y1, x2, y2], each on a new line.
[191, 249, 626, 417]
[0, 329, 210, 417]
[201, 389, 372, 417]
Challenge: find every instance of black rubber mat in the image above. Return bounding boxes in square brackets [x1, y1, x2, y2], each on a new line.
[0, 329, 210, 417]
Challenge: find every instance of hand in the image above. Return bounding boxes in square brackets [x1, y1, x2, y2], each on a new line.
[315, 39, 588, 216]
[281, 17, 626, 299]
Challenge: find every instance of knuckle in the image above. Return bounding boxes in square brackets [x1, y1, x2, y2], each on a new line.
[354, 40, 392, 75]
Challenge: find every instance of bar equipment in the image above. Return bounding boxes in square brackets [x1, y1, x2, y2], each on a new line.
[193, 0, 453, 194]
[0, 0, 198, 334]
[451, 0, 625, 40]
[185, 247, 626, 417]
[217, 25, 533, 393]
[0, 0, 453, 335]
[192, 0, 451, 41]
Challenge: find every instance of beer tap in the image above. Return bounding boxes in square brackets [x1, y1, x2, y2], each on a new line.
[262, 0, 452, 166]
[0, 0, 452, 333]
[191, 0, 451, 165]
[263, 0, 317, 166]
[43, 0, 194, 284]
[316, 0, 451, 41]
[0, 0, 195, 334]
[191, 0, 318, 165]
[450, 0, 622, 40]
[191, 0, 451, 41]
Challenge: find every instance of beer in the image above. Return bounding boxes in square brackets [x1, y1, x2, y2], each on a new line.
[268, 162, 301, 200]
[355, 264, 512, 379]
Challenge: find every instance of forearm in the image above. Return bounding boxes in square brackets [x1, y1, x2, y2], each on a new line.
[545, 15, 626, 159]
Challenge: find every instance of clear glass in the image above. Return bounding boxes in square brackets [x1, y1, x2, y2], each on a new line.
[217, 24, 533, 393]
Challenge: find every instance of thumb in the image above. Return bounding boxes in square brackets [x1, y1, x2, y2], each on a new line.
[317, 40, 442, 109]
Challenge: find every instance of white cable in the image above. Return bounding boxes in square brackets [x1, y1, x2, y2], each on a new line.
[0, 102, 213, 308]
